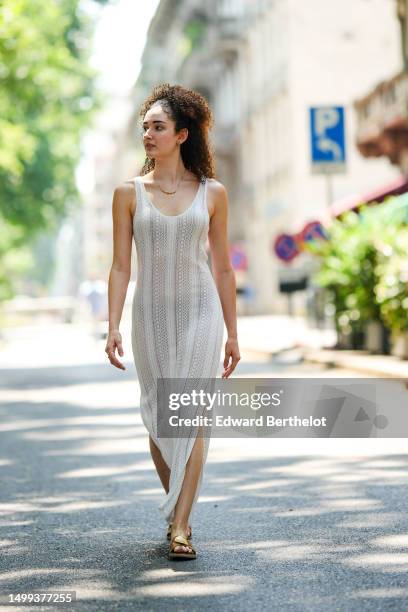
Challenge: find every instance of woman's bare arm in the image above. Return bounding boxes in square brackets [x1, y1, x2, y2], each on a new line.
[105, 181, 135, 370]
[208, 180, 241, 378]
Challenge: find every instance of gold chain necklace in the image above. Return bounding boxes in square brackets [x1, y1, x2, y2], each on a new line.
[156, 169, 186, 195]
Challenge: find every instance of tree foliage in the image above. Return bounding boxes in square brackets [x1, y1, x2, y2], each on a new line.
[0, 0, 107, 298]
[304, 196, 408, 339]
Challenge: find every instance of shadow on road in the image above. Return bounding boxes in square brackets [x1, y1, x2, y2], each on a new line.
[0, 362, 407, 610]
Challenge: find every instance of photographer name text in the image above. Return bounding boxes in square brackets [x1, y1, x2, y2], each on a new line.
[168, 415, 327, 428]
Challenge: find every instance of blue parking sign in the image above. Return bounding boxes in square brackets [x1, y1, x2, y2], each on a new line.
[310, 106, 346, 174]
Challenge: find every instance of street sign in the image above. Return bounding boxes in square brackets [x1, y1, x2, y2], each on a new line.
[300, 220, 327, 243]
[279, 277, 308, 294]
[310, 106, 346, 174]
[273, 221, 326, 262]
[230, 244, 248, 271]
[273, 234, 299, 262]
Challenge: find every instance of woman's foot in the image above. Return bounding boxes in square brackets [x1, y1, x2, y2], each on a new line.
[169, 525, 194, 556]
[167, 522, 192, 540]
[168, 530, 196, 560]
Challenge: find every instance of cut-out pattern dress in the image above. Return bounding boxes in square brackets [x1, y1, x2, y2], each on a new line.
[131, 176, 224, 524]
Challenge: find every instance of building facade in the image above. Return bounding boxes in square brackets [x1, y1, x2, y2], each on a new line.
[354, 0, 408, 176]
[128, 0, 402, 314]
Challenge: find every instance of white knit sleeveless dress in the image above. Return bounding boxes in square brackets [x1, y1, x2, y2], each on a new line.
[131, 175, 224, 525]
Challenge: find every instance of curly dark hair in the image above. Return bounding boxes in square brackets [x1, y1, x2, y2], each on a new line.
[138, 83, 216, 181]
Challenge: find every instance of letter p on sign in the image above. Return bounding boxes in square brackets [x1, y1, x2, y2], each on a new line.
[315, 108, 340, 135]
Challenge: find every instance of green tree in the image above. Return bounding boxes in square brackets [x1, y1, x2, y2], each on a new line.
[0, 0, 107, 299]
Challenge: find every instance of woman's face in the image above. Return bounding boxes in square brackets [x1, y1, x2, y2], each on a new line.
[142, 104, 187, 159]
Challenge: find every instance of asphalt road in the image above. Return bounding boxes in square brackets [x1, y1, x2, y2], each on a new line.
[0, 324, 407, 611]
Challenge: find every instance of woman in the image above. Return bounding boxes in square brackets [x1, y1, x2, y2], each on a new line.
[105, 83, 240, 560]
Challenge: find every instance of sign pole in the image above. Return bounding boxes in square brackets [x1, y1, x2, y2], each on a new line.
[287, 293, 293, 317]
[325, 171, 333, 208]
[308, 105, 346, 328]
[309, 106, 346, 210]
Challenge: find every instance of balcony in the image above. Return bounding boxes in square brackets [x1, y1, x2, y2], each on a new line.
[210, 11, 247, 59]
[354, 70, 408, 166]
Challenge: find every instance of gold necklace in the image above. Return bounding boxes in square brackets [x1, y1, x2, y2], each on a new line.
[156, 169, 186, 195]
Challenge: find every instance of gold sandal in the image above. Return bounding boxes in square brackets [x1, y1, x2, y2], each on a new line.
[167, 522, 192, 540]
[168, 535, 197, 560]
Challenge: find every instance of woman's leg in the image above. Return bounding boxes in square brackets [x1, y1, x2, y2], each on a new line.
[170, 427, 205, 553]
[149, 435, 170, 493]
[149, 435, 193, 543]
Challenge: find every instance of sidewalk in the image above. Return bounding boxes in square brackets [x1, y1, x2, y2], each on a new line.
[1, 317, 407, 378]
[236, 315, 336, 356]
[237, 315, 408, 378]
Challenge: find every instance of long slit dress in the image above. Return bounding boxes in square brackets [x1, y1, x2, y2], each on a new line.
[130, 175, 225, 525]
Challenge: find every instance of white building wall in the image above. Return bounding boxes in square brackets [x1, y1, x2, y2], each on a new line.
[239, 0, 402, 314]
[101, 0, 403, 315]
[288, 0, 402, 229]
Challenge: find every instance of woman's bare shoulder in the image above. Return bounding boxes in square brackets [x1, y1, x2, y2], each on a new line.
[206, 177, 226, 189]
[206, 179, 228, 219]
[207, 178, 228, 198]
[114, 180, 136, 198]
[208, 178, 228, 201]
[112, 180, 137, 215]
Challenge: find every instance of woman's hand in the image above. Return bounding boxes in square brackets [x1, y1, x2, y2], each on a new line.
[105, 330, 126, 370]
[222, 337, 241, 379]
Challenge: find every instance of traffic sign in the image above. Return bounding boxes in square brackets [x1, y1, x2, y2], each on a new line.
[230, 244, 248, 271]
[274, 234, 299, 262]
[273, 221, 327, 262]
[310, 106, 346, 174]
[300, 221, 327, 243]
